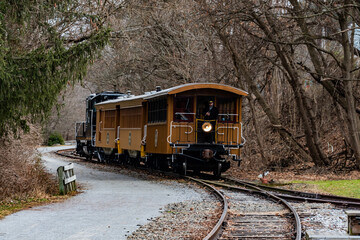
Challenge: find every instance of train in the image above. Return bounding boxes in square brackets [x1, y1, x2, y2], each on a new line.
[75, 83, 247, 177]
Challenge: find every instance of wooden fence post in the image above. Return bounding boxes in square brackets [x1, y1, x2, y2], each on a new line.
[57, 163, 77, 195]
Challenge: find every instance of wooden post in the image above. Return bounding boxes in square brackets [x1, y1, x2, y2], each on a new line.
[57, 163, 77, 195]
[57, 166, 65, 195]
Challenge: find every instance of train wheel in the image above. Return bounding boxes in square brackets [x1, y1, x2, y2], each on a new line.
[213, 163, 222, 178]
[158, 158, 169, 171]
[132, 158, 140, 167]
[145, 157, 152, 168]
[154, 158, 160, 170]
[125, 154, 131, 165]
[162, 159, 170, 171]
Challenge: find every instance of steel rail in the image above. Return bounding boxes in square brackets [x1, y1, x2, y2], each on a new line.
[186, 177, 228, 240]
[55, 149, 84, 160]
[224, 177, 360, 208]
[202, 179, 302, 240]
[232, 178, 360, 201]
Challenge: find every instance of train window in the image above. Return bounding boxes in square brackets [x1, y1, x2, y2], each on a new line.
[217, 97, 237, 122]
[148, 97, 167, 123]
[104, 110, 116, 128]
[173, 97, 194, 122]
[121, 107, 142, 128]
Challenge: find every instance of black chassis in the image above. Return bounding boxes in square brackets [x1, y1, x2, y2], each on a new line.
[171, 143, 231, 172]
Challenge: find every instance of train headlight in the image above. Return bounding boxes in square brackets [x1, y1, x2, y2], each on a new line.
[202, 122, 212, 132]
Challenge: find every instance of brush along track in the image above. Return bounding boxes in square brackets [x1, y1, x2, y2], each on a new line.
[200, 178, 301, 240]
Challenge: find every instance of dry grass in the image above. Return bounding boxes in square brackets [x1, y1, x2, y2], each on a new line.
[0, 194, 72, 219]
[0, 125, 58, 202]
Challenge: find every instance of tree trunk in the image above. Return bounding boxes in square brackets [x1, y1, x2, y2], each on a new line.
[248, 96, 269, 166]
[252, 11, 329, 166]
[217, 31, 314, 163]
[339, 8, 360, 168]
[289, 0, 360, 168]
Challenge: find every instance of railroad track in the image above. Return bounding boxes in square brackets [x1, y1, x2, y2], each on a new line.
[221, 177, 360, 208]
[195, 178, 301, 240]
[55, 148, 86, 160]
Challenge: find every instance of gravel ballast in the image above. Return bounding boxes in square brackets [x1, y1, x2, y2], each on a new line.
[130, 187, 353, 239]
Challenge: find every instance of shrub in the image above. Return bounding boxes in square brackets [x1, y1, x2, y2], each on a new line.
[48, 132, 65, 146]
[0, 125, 58, 202]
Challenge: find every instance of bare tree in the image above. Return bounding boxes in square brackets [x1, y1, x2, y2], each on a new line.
[198, 0, 360, 168]
[287, 0, 360, 168]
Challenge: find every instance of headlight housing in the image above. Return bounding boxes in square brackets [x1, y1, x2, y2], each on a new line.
[202, 122, 212, 132]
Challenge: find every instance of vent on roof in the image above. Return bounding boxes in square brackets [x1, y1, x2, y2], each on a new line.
[156, 86, 161, 92]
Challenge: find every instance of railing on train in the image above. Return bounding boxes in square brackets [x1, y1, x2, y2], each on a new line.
[168, 112, 243, 147]
[167, 121, 194, 144]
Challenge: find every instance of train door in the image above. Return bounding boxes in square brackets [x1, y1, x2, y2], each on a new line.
[196, 96, 216, 143]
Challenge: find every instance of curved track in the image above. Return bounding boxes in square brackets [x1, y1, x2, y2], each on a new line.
[200, 178, 301, 240]
[186, 177, 228, 240]
[55, 148, 87, 160]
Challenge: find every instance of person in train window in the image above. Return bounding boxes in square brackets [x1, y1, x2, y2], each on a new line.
[203, 101, 218, 143]
[204, 101, 219, 120]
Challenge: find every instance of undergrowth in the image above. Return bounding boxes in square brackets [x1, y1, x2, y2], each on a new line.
[48, 132, 65, 146]
[0, 125, 59, 218]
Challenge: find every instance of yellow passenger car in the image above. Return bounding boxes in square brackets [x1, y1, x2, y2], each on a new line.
[95, 83, 247, 176]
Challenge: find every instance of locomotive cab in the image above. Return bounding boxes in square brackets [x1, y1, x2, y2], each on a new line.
[75, 92, 124, 160]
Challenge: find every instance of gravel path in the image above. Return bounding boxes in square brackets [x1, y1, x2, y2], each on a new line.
[0, 146, 209, 240]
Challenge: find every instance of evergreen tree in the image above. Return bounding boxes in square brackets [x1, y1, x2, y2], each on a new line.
[0, 0, 110, 137]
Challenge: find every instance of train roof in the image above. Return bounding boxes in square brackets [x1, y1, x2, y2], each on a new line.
[96, 83, 248, 106]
